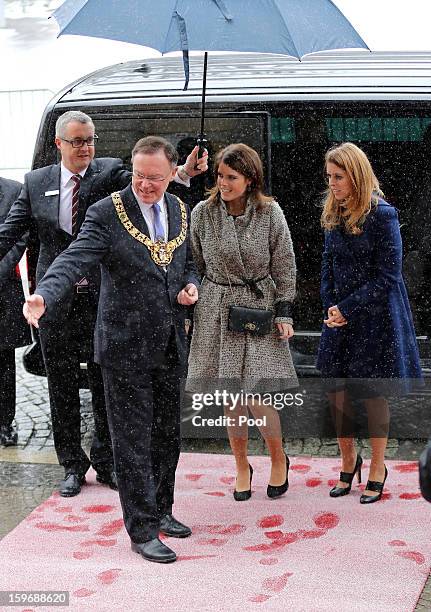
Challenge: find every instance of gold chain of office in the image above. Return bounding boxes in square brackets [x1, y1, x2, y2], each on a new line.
[111, 192, 187, 266]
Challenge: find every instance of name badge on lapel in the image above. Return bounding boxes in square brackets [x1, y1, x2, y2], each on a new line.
[45, 190, 60, 196]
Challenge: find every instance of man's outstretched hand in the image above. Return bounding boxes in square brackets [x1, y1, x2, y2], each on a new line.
[23, 294, 46, 328]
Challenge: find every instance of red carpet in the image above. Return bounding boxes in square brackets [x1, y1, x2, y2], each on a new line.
[0, 454, 430, 611]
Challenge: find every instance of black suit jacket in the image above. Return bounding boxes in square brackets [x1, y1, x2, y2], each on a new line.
[36, 186, 200, 370]
[0, 177, 31, 348]
[0, 158, 131, 321]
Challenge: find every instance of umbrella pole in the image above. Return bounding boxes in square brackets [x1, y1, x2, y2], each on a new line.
[200, 51, 208, 136]
[197, 51, 208, 159]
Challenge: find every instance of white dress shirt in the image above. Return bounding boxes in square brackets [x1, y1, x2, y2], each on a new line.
[58, 165, 184, 235]
[132, 188, 169, 241]
[58, 163, 88, 235]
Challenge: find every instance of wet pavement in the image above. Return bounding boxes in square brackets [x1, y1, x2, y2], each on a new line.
[0, 462, 62, 539]
[0, 347, 430, 609]
[0, 348, 93, 537]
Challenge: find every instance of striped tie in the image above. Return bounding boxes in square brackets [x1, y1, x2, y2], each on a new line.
[71, 174, 81, 234]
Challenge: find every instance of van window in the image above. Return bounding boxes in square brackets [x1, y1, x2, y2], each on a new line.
[77, 111, 270, 205]
[271, 118, 295, 143]
[326, 117, 431, 142]
[90, 113, 268, 169]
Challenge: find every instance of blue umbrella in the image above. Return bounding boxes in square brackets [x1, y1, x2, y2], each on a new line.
[52, 0, 368, 149]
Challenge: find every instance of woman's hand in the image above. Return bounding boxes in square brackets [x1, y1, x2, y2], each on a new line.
[276, 322, 294, 340]
[324, 305, 347, 328]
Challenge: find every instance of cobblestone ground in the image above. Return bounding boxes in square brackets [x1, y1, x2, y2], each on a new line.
[1, 348, 430, 608]
[0, 462, 63, 539]
[12, 347, 94, 452]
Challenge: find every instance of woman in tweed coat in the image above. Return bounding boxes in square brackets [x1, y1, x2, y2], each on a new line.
[188, 144, 297, 501]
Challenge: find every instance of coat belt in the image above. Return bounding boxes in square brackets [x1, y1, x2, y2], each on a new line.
[205, 275, 268, 299]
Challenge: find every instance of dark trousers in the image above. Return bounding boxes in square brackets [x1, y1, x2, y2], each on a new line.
[39, 293, 113, 475]
[0, 348, 16, 427]
[102, 330, 182, 543]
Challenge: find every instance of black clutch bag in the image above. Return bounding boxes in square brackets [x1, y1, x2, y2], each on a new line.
[228, 305, 273, 336]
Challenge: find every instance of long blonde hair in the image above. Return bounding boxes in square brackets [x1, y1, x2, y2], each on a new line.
[321, 142, 382, 234]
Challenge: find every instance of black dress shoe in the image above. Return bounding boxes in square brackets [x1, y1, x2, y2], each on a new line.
[159, 514, 192, 538]
[234, 464, 253, 501]
[267, 454, 290, 499]
[0, 424, 18, 447]
[96, 469, 118, 491]
[59, 472, 86, 497]
[131, 538, 177, 563]
[360, 466, 388, 504]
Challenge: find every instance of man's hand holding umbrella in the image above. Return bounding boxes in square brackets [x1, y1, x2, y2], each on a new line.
[183, 146, 208, 177]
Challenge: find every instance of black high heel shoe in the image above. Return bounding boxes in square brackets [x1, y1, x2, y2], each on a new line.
[329, 454, 363, 498]
[233, 464, 253, 501]
[267, 455, 290, 499]
[360, 466, 388, 504]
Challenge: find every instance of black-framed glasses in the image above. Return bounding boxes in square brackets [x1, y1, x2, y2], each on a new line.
[60, 135, 99, 148]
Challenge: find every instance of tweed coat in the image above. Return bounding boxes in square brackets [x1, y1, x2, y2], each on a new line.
[316, 198, 422, 391]
[0, 178, 31, 349]
[187, 197, 297, 392]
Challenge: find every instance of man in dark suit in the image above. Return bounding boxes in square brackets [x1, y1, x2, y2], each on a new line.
[25, 136, 199, 564]
[0, 177, 31, 446]
[0, 111, 206, 497]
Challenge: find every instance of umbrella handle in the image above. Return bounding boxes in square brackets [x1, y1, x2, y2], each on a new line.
[196, 134, 208, 166]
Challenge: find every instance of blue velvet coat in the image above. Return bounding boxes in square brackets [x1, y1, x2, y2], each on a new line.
[316, 199, 422, 385]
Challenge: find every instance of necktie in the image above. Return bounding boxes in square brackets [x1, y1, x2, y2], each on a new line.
[71, 174, 81, 235]
[152, 202, 165, 241]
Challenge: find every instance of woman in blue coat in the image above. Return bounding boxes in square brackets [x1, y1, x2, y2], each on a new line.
[317, 142, 422, 504]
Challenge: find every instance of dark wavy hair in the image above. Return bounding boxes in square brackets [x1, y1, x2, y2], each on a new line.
[208, 143, 272, 210]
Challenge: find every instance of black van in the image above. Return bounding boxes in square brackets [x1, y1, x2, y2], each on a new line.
[32, 50, 431, 378]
